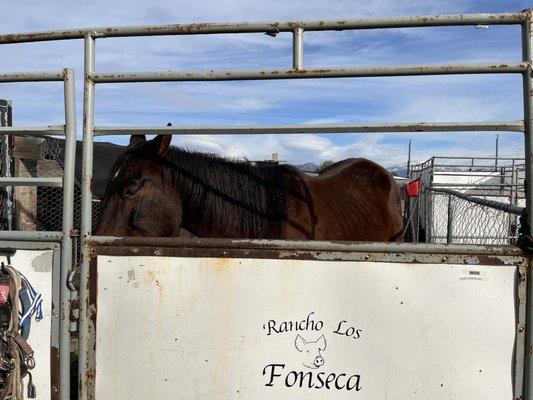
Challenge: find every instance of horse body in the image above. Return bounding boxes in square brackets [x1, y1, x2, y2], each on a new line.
[284, 159, 403, 241]
[94, 134, 403, 242]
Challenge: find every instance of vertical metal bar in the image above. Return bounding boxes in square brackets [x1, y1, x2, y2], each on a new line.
[446, 194, 453, 244]
[522, 8, 533, 400]
[407, 139, 412, 179]
[50, 246, 61, 396]
[79, 33, 95, 400]
[5, 103, 12, 232]
[510, 160, 517, 243]
[430, 156, 435, 187]
[515, 263, 528, 400]
[59, 68, 76, 400]
[495, 134, 499, 171]
[0, 100, 13, 231]
[292, 26, 303, 70]
[415, 197, 420, 242]
[426, 189, 433, 243]
[523, 10, 533, 233]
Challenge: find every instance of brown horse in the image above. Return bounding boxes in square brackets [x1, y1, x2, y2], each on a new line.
[94, 134, 404, 241]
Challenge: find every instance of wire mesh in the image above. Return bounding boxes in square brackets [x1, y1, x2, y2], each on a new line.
[0, 134, 103, 234]
[426, 190, 522, 245]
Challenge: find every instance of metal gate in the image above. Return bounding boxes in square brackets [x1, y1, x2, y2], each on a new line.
[0, 8, 532, 400]
[0, 71, 77, 398]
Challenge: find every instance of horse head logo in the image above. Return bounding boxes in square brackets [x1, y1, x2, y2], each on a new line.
[294, 334, 327, 369]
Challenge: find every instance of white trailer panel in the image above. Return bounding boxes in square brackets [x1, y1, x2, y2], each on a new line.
[94, 256, 516, 400]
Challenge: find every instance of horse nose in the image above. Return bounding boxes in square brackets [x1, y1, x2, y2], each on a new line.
[314, 356, 324, 367]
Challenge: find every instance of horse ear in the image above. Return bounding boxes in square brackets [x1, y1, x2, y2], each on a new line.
[129, 134, 146, 146]
[151, 134, 172, 156]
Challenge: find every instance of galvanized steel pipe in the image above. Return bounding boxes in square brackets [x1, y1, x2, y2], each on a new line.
[0, 72, 64, 82]
[522, 9, 533, 400]
[93, 120, 525, 136]
[0, 13, 526, 44]
[0, 231, 63, 241]
[292, 26, 303, 70]
[0, 177, 63, 187]
[78, 34, 95, 400]
[90, 62, 528, 83]
[59, 68, 76, 400]
[0, 126, 65, 136]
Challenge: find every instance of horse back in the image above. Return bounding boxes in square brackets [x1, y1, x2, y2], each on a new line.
[283, 158, 403, 241]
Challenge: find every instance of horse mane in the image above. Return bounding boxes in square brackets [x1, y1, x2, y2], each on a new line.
[112, 143, 303, 238]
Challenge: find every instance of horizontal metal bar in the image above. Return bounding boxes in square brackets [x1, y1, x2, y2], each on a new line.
[87, 236, 523, 256]
[434, 172, 509, 177]
[433, 156, 525, 161]
[0, 177, 63, 187]
[0, 13, 526, 44]
[429, 187, 525, 215]
[94, 120, 525, 136]
[0, 231, 63, 242]
[431, 183, 524, 187]
[0, 125, 65, 136]
[0, 72, 65, 82]
[432, 235, 518, 239]
[423, 164, 525, 168]
[90, 63, 528, 83]
[430, 191, 523, 195]
[0, 240, 60, 250]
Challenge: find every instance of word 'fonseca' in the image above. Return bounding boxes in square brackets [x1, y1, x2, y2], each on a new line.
[263, 312, 323, 335]
[263, 364, 362, 391]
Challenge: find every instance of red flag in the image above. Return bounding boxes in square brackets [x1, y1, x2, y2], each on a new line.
[406, 178, 421, 197]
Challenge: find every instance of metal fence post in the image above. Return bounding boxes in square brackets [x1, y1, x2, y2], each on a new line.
[446, 194, 453, 244]
[59, 68, 76, 400]
[292, 26, 303, 70]
[79, 33, 95, 400]
[522, 8, 533, 399]
[0, 100, 13, 231]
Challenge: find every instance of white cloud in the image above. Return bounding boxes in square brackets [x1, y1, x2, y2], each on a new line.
[0, 0, 529, 168]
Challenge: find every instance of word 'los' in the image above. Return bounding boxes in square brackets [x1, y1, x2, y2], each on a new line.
[333, 320, 362, 339]
[263, 363, 362, 391]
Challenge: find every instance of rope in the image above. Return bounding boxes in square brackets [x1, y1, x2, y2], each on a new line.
[18, 274, 42, 325]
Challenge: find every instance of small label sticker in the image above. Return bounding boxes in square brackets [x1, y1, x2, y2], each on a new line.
[459, 269, 488, 282]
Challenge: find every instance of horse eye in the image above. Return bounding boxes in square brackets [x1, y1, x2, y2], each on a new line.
[124, 181, 143, 198]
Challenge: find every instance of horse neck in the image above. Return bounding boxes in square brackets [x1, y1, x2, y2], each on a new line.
[167, 151, 285, 238]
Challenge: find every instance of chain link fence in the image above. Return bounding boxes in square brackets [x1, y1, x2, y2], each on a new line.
[0, 132, 103, 235]
[422, 188, 523, 245]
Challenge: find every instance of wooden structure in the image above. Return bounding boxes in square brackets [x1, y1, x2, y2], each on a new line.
[12, 136, 63, 230]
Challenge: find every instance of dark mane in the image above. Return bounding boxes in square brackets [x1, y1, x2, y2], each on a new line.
[109, 143, 302, 238]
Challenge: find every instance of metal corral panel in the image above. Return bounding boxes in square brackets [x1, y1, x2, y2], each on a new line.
[431, 194, 515, 244]
[432, 171, 503, 187]
[94, 256, 517, 399]
[0, 249, 55, 400]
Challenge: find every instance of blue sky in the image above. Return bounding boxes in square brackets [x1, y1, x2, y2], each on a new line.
[0, 0, 530, 166]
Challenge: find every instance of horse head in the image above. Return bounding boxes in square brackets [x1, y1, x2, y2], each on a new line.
[94, 134, 183, 237]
